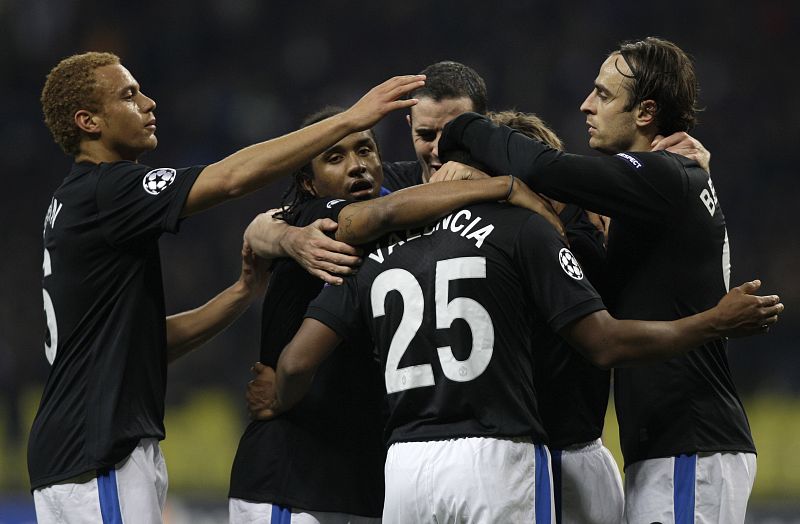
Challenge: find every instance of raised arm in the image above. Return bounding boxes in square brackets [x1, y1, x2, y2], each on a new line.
[334, 169, 564, 244]
[181, 75, 425, 217]
[561, 280, 783, 369]
[166, 242, 271, 363]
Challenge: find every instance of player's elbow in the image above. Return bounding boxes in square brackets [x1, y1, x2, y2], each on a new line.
[204, 161, 256, 200]
[585, 349, 617, 370]
[279, 351, 317, 379]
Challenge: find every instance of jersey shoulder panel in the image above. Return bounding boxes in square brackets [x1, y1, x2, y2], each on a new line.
[94, 161, 203, 244]
[288, 197, 356, 228]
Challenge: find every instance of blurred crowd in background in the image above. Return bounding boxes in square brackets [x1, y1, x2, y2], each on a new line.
[0, 0, 797, 507]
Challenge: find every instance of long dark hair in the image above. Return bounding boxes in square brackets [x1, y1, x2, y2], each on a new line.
[616, 37, 701, 134]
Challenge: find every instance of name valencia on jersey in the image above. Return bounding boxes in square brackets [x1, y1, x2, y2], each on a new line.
[367, 208, 496, 264]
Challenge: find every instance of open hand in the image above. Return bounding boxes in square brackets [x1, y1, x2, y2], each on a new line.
[714, 280, 783, 337]
[651, 131, 711, 172]
[429, 161, 490, 183]
[282, 219, 363, 285]
[344, 75, 426, 130]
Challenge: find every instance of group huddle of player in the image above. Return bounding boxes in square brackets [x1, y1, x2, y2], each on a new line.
[31, 37, 782, 524]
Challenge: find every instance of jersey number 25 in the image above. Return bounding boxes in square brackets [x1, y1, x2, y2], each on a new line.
[371, 256, 495, 394]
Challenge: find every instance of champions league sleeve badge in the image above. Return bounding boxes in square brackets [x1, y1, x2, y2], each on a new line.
[558, 248, 584, 280]
[142, 168, 177, 195]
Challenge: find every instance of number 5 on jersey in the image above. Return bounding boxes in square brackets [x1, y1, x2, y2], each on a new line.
[371, 256, 495, 393]
[43, 248, 58, 364]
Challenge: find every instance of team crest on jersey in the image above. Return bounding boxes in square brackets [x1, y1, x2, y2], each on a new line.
[142, 168, 177, 195]
[326, 199, 346, 208]
[558, 248, 584, 280]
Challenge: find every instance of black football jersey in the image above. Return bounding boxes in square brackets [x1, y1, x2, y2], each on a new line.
[533, 205, 611, 449]
[442, 113, 755, 465]
[29, 161, 203, 489]
[229, 197, 386, 516]
[381, 160, 422, 192]
[306, 202, 606, 445]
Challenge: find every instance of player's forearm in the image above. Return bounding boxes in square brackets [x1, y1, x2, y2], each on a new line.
[182, 113, 358, 216]
[273, 359, 316, 416]
[165, 280, 255, 363]
[217, 112, 354, 193]
[273, 318, 342, 414]
[604, 312, 721, 367]
[335, 177, 512, 244]
[563, 309, 722, 369]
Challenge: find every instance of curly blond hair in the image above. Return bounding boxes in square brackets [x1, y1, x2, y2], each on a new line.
[41, 52, 120, 156]
[488, 110, 563, 151]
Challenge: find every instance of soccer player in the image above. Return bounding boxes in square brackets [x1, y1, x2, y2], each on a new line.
[250, 193, 779, 524]
[438, 36, 768, 523]
[30, 51, 423, 522]
[485, 110, 623, 524]
[229, 105, 559, 524]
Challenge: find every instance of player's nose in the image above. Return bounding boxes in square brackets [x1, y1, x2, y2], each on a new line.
[346, 154, 367, 176]
[579, 92, 594, 114]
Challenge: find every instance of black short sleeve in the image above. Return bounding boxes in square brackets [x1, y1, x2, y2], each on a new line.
[305, 279, 362, 342]
[514, 214, 606, 332]
[95, 162, 204, 245]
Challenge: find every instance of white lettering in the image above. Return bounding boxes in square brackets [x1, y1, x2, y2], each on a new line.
[386, 232, 405, 255]
[43, 198, 63, 236]
[616, 153, 642, 169]
[460, 217, 482, 237]
[700, 188, 715, 216]
[449, 210, 471, 233]
[368, 248, 385, 264]
[465, 225, 495, 248]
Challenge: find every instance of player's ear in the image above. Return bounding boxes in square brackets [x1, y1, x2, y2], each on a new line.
[74, 110, 101, 134]
[636, 99, 657, 127]
[406, 114, 412, 128]
[300, 175, 317, 197]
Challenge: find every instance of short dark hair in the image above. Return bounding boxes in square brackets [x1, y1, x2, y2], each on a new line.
[615, 37, 700, 134]
[410, 61, 488, 115]
[41, 52, 120, 156]
[278, 106, 380, 220]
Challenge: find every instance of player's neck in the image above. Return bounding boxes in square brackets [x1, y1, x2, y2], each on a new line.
[625, 131, 655, 153]
[75, 141, 137, 164]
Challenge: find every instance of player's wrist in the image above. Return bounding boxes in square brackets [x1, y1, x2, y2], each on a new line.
[502, 175, 515, 202]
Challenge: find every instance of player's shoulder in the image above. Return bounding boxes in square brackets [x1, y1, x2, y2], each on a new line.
[382, 160, 422, 191]
[608, 150, 683, 171]
[288, 196, 354, 227]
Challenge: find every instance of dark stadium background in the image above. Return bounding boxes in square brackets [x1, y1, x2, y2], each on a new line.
[1, 1, 797, 522]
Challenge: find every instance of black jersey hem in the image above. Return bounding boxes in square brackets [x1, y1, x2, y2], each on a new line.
[29, 455, 125, 492]
[548, 430, 604, 451]
[387, 431, 543, 447]
[622, 443, 758, 470]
